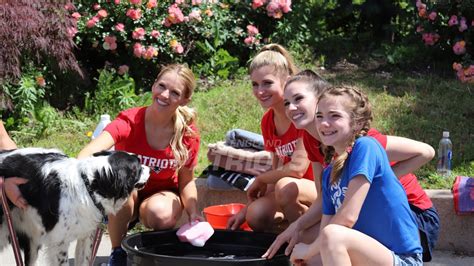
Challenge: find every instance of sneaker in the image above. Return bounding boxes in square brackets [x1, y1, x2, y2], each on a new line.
[107, 247, 127, 266]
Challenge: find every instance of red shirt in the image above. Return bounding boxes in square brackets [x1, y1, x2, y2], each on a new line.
[368, 128, 433, 210]
[105, 107, 200, 197]
[261, 109, 313, 180]
[302, 130, 324, 164]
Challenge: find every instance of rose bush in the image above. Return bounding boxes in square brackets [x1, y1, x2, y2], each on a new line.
[415, 0, 473, 83]
[67, 0, 292, 82]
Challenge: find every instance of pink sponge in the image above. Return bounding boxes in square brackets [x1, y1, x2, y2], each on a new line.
[176, 221, 215, 247]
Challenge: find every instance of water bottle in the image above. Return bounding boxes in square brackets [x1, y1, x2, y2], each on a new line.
[92, 114, 111, 140]
[436, 131, 452, 177]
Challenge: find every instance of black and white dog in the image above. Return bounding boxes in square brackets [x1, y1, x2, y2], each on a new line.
[0, 148, 150, 265]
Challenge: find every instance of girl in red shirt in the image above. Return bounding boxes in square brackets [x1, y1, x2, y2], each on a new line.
[227, 44, 316, 232]
[264, 70, 439, 263]
[78, 64, 202, 266]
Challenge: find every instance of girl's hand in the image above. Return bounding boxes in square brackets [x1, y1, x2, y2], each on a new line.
[226, 208, 246, 230]
[189, 212, 205, 223]
[4, 177, 28, 210]
[263, 220, 301, 259]
[290, 243, 311, 265]
[246, 178, 267, 202]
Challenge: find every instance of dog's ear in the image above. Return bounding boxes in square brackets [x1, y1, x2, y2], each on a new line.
[92, 150, 113, 157]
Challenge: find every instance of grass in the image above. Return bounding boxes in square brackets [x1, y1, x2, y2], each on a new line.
[12, 67, 473, 189]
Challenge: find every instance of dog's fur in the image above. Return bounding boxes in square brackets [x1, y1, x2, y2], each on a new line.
[0, 148, 149, 265]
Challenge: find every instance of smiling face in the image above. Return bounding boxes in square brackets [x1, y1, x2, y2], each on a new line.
[315, 95, 354, 154]
[151, 71, 189, 112]
[283, 80, 318, 131]
[250, 65, 286, 109]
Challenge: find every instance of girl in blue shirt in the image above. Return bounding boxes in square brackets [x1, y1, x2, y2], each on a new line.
[290, 86, 422, 266]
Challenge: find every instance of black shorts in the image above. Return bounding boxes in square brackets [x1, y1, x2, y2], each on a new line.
[410, 204, 440, 262]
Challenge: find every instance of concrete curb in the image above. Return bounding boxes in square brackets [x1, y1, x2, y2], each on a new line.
[427, 190, 474, 255]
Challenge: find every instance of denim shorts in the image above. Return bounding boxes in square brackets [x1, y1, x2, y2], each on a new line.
[392, 252, 423, 266]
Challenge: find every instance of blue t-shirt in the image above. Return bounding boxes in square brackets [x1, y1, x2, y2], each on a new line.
[322, 137, 422, 255]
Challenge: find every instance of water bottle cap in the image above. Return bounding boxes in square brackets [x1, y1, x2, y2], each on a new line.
[442, 131, 449, 138]
[100, 114, 110, 120]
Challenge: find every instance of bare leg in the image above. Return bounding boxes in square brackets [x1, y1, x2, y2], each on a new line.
[246, 192, 277, 232]
[275, 177, 317, 223]
[139, 190, 182, 230]
[319, 224, 393, 266]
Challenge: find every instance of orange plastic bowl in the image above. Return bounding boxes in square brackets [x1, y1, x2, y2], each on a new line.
[203, 203, 252, 231]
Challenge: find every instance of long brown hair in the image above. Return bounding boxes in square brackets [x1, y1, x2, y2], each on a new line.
[318, 86, 372, 184]
[284, 69, 330, 97]
[153, 64, 197, 168]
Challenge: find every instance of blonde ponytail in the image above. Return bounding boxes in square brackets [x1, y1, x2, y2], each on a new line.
[171, 105, 197, 168]
[249, 43, 298, 77]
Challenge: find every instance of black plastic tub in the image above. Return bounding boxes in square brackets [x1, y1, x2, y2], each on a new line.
[122, 229, 290, 266]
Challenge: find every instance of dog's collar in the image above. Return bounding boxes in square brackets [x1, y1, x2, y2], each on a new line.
[80, 173, 106, 219]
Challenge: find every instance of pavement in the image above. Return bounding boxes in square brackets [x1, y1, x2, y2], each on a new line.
[1, 233, 474, 265]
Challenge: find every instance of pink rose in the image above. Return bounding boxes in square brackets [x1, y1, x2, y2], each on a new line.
[114, 23, 125, 32]
[130, 0, 141, 4]
[252, 0, 266, 9]
[459, 17, 468, 32]
[132, 27, 146, 40]
[170, 40, 184, 54]
[452, 62, 462, 71]
[86, 18, 98, 28]
[448, 15, 458, 26]
[118, 65, 129, 75]
[114, 0, 121, 4]
[103, 36, 117, 50]
[151, 30, 161, 38]
[244, 36, 255, 45]
[133, 43, 144, 58]
[279, 0, 292, 13]
[246, 25, 259, 36]
[143, 46, 158, 59]
[428, 11, 437, 21]
[188, 10, 202, 22]
[192, 0, 202, 5]
[421, 33, 439, 46]
[147, 0, 157, 9]
[71, 12, 81, 20]
[126, 8, 142, 20]
[173, 44, 184, 54]
[453, 41, 466, 55]
[93, 4, 101, 11]
[98, 9, 108, 18]
[166, 4, 185, 25]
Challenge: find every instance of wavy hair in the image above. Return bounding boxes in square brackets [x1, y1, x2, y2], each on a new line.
[154, 64, 197, 168]
[318, 86, 372, 184]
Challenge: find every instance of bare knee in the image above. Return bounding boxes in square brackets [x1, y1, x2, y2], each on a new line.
[274, 180, 299, 208]
[246, 200, 275, 232]
[320, 224, 348, 253]
[140, 202, 181, 230]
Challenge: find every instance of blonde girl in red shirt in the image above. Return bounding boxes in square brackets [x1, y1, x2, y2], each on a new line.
[227, 44, 317, 232]
[78, 64, 202, 266]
